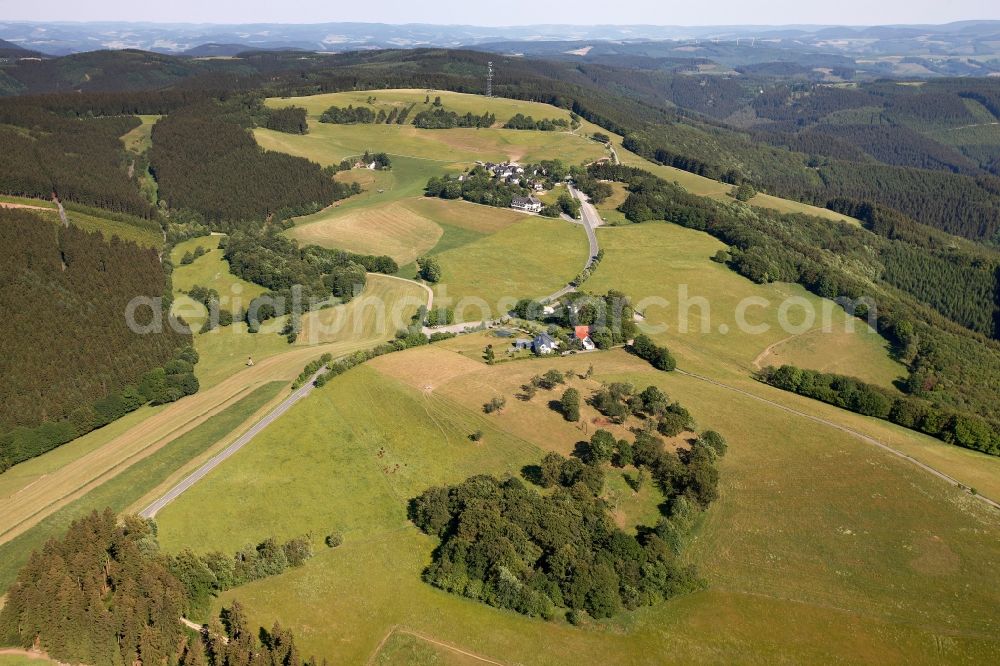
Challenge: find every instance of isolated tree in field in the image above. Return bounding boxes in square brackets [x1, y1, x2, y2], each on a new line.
[484, 345, 495, 363]
[561, 388, 581, 421]
[483, 396, 506, 414]
[417, 255, 442, 283]
[540, 368, 566, 389]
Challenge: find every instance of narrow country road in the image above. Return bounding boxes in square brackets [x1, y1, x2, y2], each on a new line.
[568, 182, 601, 259]
[539, 183, 601, 304]
[139, 368, 326, 518]
[676, 368, 1000, 512]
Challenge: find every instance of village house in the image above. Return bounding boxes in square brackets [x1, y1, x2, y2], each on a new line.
[531, 333, 560, 355]
[573, 325, 596, 351]
[511, 196, 543, 213]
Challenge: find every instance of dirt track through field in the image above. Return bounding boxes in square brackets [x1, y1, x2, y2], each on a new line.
[677, 368, 1000, 511]
[367, 626, 507, 666]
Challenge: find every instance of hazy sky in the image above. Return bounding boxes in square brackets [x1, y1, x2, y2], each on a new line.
[3, 0, 998, 26]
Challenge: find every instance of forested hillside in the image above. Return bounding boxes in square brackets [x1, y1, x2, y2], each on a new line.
[149, 102, 356, 227]
[0, 209, 191, 469]
[0, 100, 156, 217]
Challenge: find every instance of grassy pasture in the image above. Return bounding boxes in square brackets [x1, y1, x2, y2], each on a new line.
[119, 114, 159, 154]
[754, 326, 902, 384]
[258, 89, 605, 167]
[170, 236, 268, 307]
[431, 216, 588, 321]
[151, 348, 1000, 663]
[267, 89, 577, 124]
[257, 122, 604, 167]
[587, 222, 905, 386]
[373, 630, 487, 665]
[289, 196, 527, 267]
[0, 382, 283, 590]
[592, 181, 630, 225]
[296, 274, 428, 345]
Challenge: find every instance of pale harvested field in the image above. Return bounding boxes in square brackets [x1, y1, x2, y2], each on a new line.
[290, 200, 444, 265]
[290, 197, 529, 267]
[370, 342, 651, 452]
[406, 197, 527, 234]
[298, 274, 428, 345]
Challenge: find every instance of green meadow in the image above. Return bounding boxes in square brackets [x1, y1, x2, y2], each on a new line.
[152, 350, 1000, 663]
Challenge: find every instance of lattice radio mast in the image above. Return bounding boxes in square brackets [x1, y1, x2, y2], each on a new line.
[487, 61, 493, 98]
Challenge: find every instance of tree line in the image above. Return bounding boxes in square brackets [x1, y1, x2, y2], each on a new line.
[504, 113, 570, 131]
[222, 229, 396, 309]
[759, 365, 1000, 456]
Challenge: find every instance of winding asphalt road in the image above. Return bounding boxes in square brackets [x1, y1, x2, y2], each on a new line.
[540, 183, 601, 304]
[138, 368, 327, 518]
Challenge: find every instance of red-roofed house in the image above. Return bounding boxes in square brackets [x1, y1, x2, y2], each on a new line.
[573, 325, 596, 350]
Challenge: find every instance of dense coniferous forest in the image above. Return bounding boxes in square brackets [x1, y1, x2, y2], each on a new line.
[319, 104, 377, 124]
[0, 509, 316, 665]
[263, 105, 309, 134]
[0, 209, 192, 469]
[0, 101, 156, 217]
[149, 102, 348, 226]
